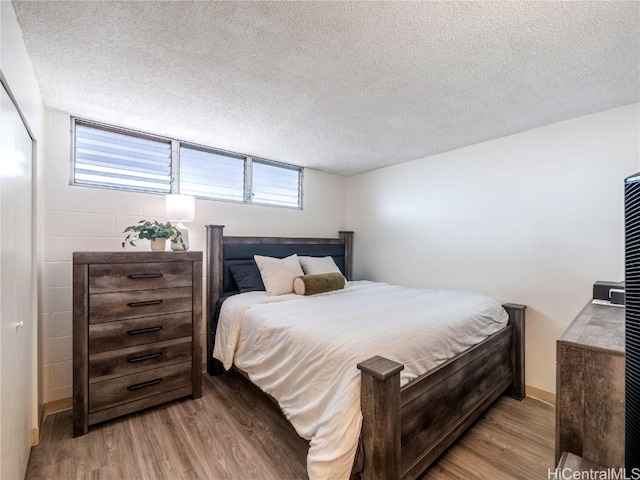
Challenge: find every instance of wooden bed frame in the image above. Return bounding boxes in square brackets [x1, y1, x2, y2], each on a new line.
[205, 225, 526, 480]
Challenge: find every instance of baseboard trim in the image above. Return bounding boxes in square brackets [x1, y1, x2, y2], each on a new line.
[44, 397, 72, 417]
[525, 385, 555, 405]
[38, 402, 45, 437]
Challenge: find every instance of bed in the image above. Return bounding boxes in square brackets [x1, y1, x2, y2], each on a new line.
[205, 225, 526, 480]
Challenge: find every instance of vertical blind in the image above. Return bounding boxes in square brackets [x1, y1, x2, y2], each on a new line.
[74, 122, 172, 193]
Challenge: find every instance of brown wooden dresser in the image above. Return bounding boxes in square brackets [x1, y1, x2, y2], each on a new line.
[73, 251, 202, 437]
[556, 301, 625, 468]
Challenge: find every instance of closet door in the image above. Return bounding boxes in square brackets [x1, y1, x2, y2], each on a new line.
[0, 82, 34, 479]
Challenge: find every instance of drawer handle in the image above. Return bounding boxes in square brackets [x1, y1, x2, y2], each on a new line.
[127, 352, 163, 363]
[127, 326, 163, 335]
[127, 300, 163, 308]
[127, 378, 162, 391]
[128, 273, 163, 280]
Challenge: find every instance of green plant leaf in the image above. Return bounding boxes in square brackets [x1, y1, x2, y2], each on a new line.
[121, 219, 183, 246]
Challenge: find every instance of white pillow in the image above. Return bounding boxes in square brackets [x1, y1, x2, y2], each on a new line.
[254, 254, 304, 296]
[298, 256, 342, 275]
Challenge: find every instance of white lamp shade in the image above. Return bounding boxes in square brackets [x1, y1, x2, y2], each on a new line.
[165, 194, 195, 222]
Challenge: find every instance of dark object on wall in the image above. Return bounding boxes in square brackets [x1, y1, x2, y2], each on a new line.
[625, 173, 640, 469]
[593, 281, 625, 302]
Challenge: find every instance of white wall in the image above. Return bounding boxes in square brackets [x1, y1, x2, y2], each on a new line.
[1, 5, 43, 137]
[42, 108, 347, 402]
[347, 103, 640, 395]
[1, 0, 45, 473]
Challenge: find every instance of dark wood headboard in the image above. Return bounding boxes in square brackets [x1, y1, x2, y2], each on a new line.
[204, 225, 353, 375]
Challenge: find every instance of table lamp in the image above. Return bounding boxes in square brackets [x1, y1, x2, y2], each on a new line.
[165, 194, 195, 251]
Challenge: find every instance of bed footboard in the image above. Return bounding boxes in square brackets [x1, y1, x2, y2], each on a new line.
[503, 303, 526, 400]
[357, 356, 404, 480]
[356, 303, 526, 480]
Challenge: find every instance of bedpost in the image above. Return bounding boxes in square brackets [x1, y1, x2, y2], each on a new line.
[503, 303, 526, 400]
[357, 355, 404, 480]
[339, 231, 354, 281]
[206, 225, 225, 376]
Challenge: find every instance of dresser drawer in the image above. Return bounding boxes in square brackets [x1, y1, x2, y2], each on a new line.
[89, 287, 192, 323]
[89, 312, 193, 354]
[89, 361, 192, 413]
[89, 337, 192, 382]
[89, 262, 192, 294]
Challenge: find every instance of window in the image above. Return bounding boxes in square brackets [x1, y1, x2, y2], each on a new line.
[251, 159, 301, 208]
[179, 146, 245, 202]
[72, 118, 303, 208]
[74, 122, 172, 193]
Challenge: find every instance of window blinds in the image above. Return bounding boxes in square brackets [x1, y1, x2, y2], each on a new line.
[179, 146, 245, 202]
[252, 160, 301, 208]
[74, 122, 172, 193]
[72, 119, 302, 208]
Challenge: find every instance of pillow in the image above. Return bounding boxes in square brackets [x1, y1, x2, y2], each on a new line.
[298, 256, 342, 276]
[254, 254, 304, 296]
[294, 272, 346, 296]
[229, 264, 265, 293]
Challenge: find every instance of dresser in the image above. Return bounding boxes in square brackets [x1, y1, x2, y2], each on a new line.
[556, 301, 625, 468]
[73, 251, 202, 437]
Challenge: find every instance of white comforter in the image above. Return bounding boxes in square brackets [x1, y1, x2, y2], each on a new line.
[213, 281, 508, 480]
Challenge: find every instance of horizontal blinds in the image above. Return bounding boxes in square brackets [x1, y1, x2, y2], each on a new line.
[74, 123, 171, 193]
[179, 147, 244, 201]
[73, 119, 303, 208]
[251, 160, 301, 208]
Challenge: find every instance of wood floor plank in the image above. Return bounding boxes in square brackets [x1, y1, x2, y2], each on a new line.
[420, 397, 555, 480]
[154, 407, 208, 479]
[27, 371, 555, 480]
[210, 370, 308, 477]
[87, 462, 131, 480]
[128, 410, 185, 480]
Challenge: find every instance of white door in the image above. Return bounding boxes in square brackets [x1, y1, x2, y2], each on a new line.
[0, 82, 34, 479]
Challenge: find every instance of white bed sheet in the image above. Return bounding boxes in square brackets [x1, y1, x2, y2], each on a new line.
[213, 281, 508, 480]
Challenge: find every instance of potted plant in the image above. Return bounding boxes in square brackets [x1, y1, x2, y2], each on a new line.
[122, 220, 186, 251]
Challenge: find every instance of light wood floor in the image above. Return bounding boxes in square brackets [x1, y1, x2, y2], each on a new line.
[27, 370, 555, 480]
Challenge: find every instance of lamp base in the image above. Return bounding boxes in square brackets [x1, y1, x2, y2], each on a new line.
[171, 223, 190, 251]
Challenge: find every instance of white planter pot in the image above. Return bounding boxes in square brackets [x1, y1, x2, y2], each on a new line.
[150, 238, 166, 251]
[171, 225, 190, 251]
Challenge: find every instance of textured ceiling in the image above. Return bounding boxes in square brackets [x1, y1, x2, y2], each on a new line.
[12, 1, 640, 176]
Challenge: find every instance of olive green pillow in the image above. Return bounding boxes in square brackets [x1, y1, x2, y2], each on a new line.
[293, 272, 346, 296]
